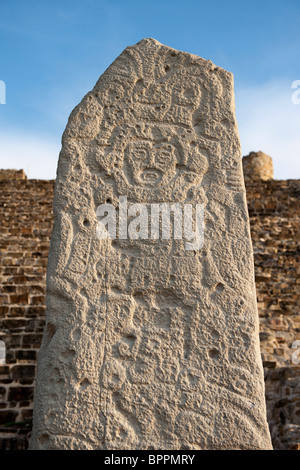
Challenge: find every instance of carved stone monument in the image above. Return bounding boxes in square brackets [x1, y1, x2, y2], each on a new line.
[243, 151, 274, 183]
[30, 39, 272, 450]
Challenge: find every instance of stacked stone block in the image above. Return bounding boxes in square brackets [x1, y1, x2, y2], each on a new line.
[246, 176, 300, 449]
[246, 178, 300, 367]
[0, 165, 299, 449]
[0, 174, 54, 448]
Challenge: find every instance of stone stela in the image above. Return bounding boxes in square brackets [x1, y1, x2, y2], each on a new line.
[30, 38, 273, 450]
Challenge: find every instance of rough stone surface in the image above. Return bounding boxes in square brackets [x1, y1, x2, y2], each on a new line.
[0, 170, 26, 181]
[28, 39, 272, 450]
[243, 151, 274, 183]
[246, 178, 300, 369]
[265, 367, 300, 450]
[0, 173, 298, 450]
[0, 177, 53, 434]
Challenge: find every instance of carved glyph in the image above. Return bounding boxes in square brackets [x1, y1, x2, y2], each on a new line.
[30, 39, 272, 450]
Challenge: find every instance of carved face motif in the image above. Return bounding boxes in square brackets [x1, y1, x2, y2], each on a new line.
[124, 141, 177, 188]
[172, 83, 201, 107]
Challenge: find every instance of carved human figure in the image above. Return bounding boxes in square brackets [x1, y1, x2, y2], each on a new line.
[30, 38, 272, 451]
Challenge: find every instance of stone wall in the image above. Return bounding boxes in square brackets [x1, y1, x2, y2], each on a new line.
[0, 170, 26, 182]
[0, 173, 53, 449]
[246, 177, 300, 450]
[0, 166, 299, 450]
[247, 178, 300, 368]
[243, 151, 274, 183]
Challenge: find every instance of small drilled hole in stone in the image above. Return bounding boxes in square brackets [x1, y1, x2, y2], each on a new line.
[79, 378, 90, 391]
[45, 322, 56, 345]
[72, 328, 81, 341]
[60, 349, 76, 363]
[209, 349, 220, 360]
[211, 329, 220, 340]
[83, 219, 90, 227]
[38, 433, 50, 445]
[215, 283, 225, 293]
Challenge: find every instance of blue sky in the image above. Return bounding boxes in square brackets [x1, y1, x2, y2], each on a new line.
[0, 0, 299, 179]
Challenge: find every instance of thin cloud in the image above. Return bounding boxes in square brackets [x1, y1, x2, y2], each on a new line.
[0, 131, 60, 180]
[0, 80, 299, 181]
[235, 80, 300, 180]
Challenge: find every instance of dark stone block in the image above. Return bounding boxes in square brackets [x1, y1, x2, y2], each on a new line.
[11, 365, 36, 384]
[16, 350, 37, 361]
[0, 409, 18, 425]
[8, 386, 34, 402]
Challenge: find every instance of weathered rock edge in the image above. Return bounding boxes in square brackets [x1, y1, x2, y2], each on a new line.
[30, 38, 273, 450]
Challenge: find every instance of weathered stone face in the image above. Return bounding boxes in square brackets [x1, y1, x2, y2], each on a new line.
[242, 151, 274, 183]
[30, 38, 272, 450]
[0, 169, 26, 181]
